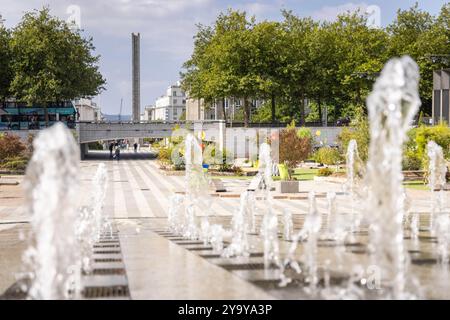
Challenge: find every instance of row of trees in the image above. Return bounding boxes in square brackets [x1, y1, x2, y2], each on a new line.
[0, 9, 105, 123]
[181, 3, 450, 126]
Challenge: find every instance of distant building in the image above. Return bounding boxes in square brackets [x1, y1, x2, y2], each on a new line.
[74, 98, 102, 122]
[432, 69, 450, 125]
[147, 82, 186, 121]
[186, 97, 262, 121]
[140, 105, 154, 121]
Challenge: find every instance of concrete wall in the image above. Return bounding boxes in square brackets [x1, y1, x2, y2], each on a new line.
[433, 69, 450, 125]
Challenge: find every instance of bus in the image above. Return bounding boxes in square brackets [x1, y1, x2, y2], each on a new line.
[0, 101, 76, 130]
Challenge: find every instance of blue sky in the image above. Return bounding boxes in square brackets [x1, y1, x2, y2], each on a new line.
[0, 1, 448, 115]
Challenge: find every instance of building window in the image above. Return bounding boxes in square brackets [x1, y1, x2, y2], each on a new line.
[173, 91, 177, 96]
[173, 99, 178, 104]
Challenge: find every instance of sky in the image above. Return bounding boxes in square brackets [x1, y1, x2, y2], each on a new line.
[0, 0, 448, 115]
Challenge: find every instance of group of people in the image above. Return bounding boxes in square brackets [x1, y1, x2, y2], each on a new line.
[108, 141, 139, 160]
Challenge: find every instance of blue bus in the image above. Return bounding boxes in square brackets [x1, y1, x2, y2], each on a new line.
[0, 101, 76, 130]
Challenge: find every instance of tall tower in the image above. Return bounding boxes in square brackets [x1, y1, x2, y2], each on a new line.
[132, 33, 141, 122]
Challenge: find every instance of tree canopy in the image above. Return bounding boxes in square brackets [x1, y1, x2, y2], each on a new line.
[0, 8, 105, 117]
[181, 3, 450, 126]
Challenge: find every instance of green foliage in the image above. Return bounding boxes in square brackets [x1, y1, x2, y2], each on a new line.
[314, 147, 341, 165]
[0, 133, 26, 160]
[337, 112, 370, 162]
[232, 165, 244, 176]
[279, 127, 312, 179]
[297, 127, 312, 140]
[402, 150, 422, 170]
[203, 144, 232, 171]
[157, 147, 172, 164]
[387, 3, 450, 112]
[317, 167, 333, 177]
[88, 141, 103, 150]
[278, 163, 289, 181]
[1, 156, 28, 171]
[415, 124, 450, 160]
[181, 3, 450, 122]
[2, 8, 105, 119]
[0, 24, 12, 100]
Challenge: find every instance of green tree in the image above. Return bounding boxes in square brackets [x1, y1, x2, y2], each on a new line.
[387, 3, 450, 115]
[181, 10, 259, 126]
[251, 21, 287, 124]
[337, 109, 370, 162]
[9, 8, 105, 124]
[280, 11, 316, 125]
[0, 17, 12, 101]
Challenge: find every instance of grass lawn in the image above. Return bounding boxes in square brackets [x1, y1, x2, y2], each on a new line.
[212, 167, 345, 181]
[210, 175, 252, 180]
[403, 180, 429, 190]
[211, 169, 430, 192]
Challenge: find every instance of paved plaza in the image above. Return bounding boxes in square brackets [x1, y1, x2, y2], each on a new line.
[1, 150, 449, 299]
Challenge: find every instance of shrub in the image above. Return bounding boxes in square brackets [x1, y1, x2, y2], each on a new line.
[1, 156, 28, 171]
[0, 133, 26, 160]
[297, 127, 313, 140]
[279, 126, 312, 180]
[415, 124, 450, 160]
[402, 150, 422, 171]
[232, 166, 244, 176]
[203, 144, 231, 171]
[157, 147, 172, 164]
[317, 167, 333, 177]
[314, 147, 341, 165]
[337, 112, 370, 162]
[88, 141, 103, 150]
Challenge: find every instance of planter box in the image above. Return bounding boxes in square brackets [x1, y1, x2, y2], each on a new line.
[279, 180, 299, 193]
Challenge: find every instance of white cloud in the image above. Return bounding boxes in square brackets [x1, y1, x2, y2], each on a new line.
[312, 2, 369, 22]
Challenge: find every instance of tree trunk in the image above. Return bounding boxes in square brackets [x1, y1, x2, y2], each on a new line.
[222, 98, 227, 123]
[44, 105, 49, 127]
[243, 97, 250, 128]
[318, 98, 322, 126]
[271, 93, 276, 125]
[299, 94, 305, 126]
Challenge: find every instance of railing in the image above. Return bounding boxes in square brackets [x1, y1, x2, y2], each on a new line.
[226, 121, 346, 128]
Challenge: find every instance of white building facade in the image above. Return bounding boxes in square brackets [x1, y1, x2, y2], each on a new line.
[74, 98, 102, 122]
[148, 83, 186, 121]
[186, 97, 263, 121]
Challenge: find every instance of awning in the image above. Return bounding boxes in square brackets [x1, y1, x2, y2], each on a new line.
[0, 109, 8, 115]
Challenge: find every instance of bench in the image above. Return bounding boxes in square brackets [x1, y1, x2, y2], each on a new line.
[211, 179, 227, 193]
[402, 170, 425, 181]
[247, 175, 262, 192]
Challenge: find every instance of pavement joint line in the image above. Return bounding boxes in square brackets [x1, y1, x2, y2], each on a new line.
[0, 221, 30, 225]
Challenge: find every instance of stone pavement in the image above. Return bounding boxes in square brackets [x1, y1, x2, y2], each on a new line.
[1, 149, 449, 298]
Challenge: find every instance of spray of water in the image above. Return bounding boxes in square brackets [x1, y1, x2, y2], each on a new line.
[222, 192, 250, 258]
[366, 55, 421, 299]
[283, 208, 293, 241]
[22, 123, 80, 299]
[345, 140, 364, 234]
[427, 141, 449, 263]
[258, 142, 280, 268]
[302, 192, 322, 294]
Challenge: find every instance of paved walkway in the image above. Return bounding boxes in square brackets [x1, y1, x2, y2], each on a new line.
[79, 151, 438, 220]
[1, 150, 448, 298]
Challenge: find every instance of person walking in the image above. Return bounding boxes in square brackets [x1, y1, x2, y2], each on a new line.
[114, 146, 121, 161]
[134, 143, 138, 153]
[109, 143, 114, 159]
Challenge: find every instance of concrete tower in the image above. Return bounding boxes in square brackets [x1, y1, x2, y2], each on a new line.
[132, 33, 141, 122]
